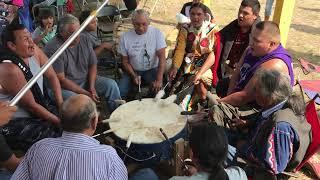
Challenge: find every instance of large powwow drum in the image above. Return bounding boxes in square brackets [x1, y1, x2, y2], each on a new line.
[109, 98, 187, 163]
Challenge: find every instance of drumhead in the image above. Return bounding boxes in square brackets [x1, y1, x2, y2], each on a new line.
[109, 98, 186, 144]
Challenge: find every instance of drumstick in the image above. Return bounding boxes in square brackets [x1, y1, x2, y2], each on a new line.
[101, 118, 120, 123]
[159, 128, 189, 170]
[163, 81, 170, 90]
[92, 129, 116, 138]
[154, 90, 165, 102]
[123, 133, 134, 162]
[138, 76, 142, 101]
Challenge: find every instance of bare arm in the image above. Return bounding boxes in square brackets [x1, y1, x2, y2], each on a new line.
[197, 51, 215, 77]
[88, 64, 97, 91]
[94, 42, 112, 57]
[122, 55, 137, 79]
[219, 74, 257, 106]
[0, 64, 59, 124]
[219, 58, 289, 106]
[56, 72, 90, 96]
[35, 46, 63, 109]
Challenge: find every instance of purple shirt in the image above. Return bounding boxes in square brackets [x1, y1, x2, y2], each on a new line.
[234, 44, 294, 92]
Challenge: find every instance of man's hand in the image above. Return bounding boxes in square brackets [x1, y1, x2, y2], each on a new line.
[132, 74, 141, 86]
[89, 88, 100, 103]
[101, 42, 113, 51]
[0, 102, 17, 126]
[152, 79, 162, 92]
[168, 66, 178, 82]
[230, 118, 248, 129]
[191, 73, 201, 85]
[49, 114, 61, 126]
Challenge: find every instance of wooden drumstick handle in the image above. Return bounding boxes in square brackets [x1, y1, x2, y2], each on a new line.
[126, 133, 134, 149]
[159, 128, 188, 170]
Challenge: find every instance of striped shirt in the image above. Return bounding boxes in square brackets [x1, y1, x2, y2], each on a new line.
[11, 132, 128, 180]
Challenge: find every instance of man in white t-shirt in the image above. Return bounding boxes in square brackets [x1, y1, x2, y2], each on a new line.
[118, 9, 167, 99]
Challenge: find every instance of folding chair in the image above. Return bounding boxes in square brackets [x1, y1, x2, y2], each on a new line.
[97, 5, 121, 42]
[96, 5, 122, 80]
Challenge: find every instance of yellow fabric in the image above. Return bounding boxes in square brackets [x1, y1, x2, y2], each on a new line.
[172, 22, 219, 72]
[172, 28, 187, 69]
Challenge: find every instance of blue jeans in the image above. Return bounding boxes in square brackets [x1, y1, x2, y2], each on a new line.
[0, 169, 13, 180]
[129, 168, 159, 180]
[118, 68, 158, 98]
[50, 76, 121, 112]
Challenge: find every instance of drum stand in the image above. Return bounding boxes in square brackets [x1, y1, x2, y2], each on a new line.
[173, 138, 187, 176]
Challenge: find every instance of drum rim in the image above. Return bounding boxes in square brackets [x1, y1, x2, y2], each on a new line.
[109, 98, 186, 144]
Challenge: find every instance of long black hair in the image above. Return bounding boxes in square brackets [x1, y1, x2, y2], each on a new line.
[189, 123, 229, 180]
[189, 2, 208, 15]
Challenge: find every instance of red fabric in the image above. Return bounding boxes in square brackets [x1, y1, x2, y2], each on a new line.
[295, 100, 320, 171]
[299, 58, 320, 73]
[211, 32, 221, 87]
[299, 80, 320, 92]
[12, 0, 23, 7]
[66, 0, 74, 13]
[227, 31, 248, 69]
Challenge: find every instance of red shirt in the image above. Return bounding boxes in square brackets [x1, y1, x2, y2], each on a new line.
[227, 31, 249, 68]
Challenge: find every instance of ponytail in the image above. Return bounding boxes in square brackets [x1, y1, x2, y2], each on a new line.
[208, 164, 228, 180]
[190, 123, 229, 180]
[286, 94, 305, 115]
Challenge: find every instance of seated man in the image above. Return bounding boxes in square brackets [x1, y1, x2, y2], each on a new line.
[218, 0, 260, 81]
[226, 69, 311, 177]
[11, 94, 128, 180]
[168, 3, 219, 110]
[44, 14, 121, 112]
[212, 21, 294, 124]
[0, 102, 20, 180]
[0, 23, 63, 152]
[118, 9, 166, 99]
[79, 10, 113, 57]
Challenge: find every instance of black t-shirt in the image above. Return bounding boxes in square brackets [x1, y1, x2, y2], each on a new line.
[123, 0, 137, 11]
[0, 132, 13, 162]
[180, 2, 213, 19]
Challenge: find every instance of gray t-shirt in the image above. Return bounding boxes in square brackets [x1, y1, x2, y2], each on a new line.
[44, 34, 97, 84]
[82, 31, 101, 49]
